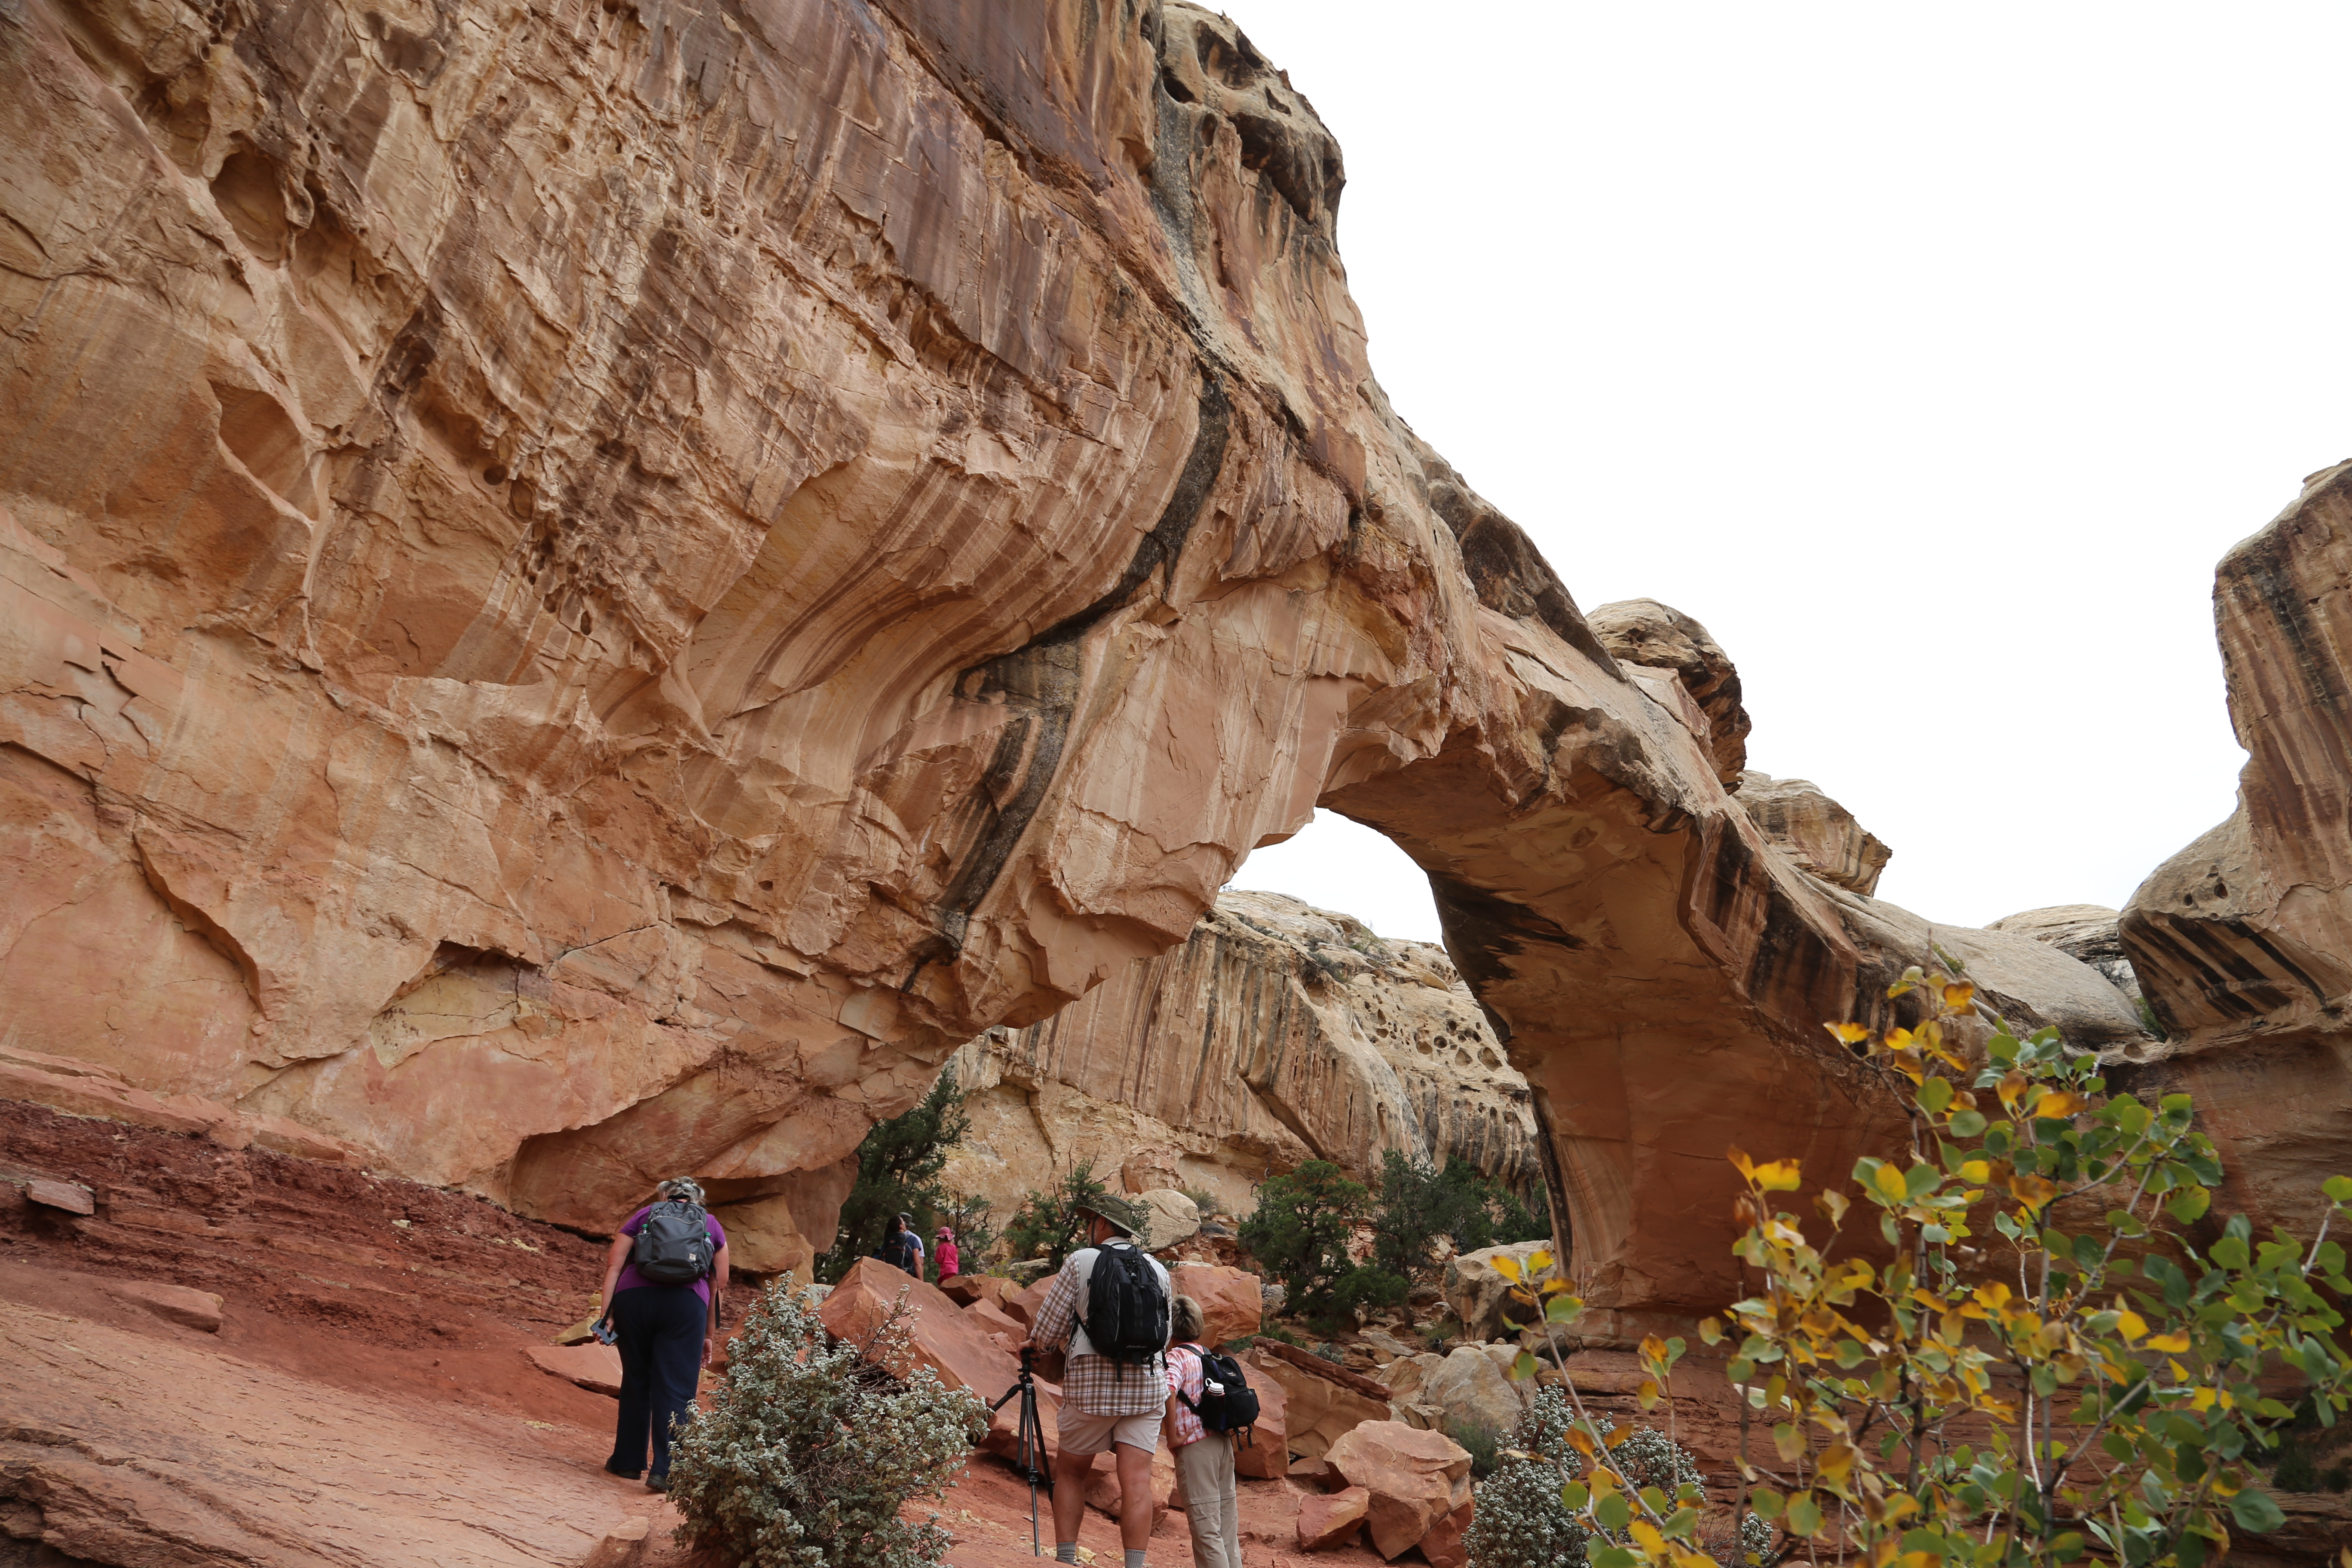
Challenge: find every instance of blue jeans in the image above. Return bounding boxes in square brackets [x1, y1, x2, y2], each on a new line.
[607, 1286, 706, 1478]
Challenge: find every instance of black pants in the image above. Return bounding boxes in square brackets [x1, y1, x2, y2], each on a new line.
[608, 1286, 707, 1478]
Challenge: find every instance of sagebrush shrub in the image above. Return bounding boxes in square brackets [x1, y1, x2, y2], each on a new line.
[1466, 1394, 1756, 1568]
[667, 1284, 986, 1568]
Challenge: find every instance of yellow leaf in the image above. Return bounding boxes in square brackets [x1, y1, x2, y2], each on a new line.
[2033, 1089, 2088, 1120]
[2114, 1308, 2148, 1343]
[2009, 1172, 2058, 1208]
[1728, 1145, 1756, 1181]
[2192, 1387, 2218, 1412]
[1825, 1022, 1870, 1044]
[1567, 1427, 1596, 1456]
[2147, 1332, 2190, 1354]
[1818, 1442, 1858, 1482]
[1997, 1069, 2030, 1110]
[1960, 1160, 1991, 1182]
[1492, 1256, 1522, 1283]
[1526, 1250, 1554, 1275]
[1942, 982, 1976, 1013]
[1753, 1159, 1803, 1192]
[1604, 1424, 1634, 1449]
[1630, 1521, 1668, 1555]
[1873, 1164, 1909, 1200]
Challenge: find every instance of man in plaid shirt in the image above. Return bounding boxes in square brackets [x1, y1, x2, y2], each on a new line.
[1025, 1193, 1170, 1568]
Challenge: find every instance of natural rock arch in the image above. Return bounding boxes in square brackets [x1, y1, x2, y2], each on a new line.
[0, 0, 2143, 1316]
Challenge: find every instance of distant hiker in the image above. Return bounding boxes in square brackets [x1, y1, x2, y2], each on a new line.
[935, 1226, 960, 1281]
[1164, 1295, 1253, 1568]
[595, 1177, 727, 1492]
[875, 1213, 922, 1276]
[1024, 1193, 1170, 1568]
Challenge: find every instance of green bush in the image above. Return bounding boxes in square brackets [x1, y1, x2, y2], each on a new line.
[668, 1284, 985, 1568]
[1001, 1161, 1112, 1269]
[1369, 1152, 1550, 1275]
[1238, 1160, 1384, 1327]
[816, 1068, 991, 1283]
[1449, 1418, 1504, 1480]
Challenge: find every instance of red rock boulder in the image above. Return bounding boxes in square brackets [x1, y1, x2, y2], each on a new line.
[1298, 1485, 1370, 1551]
[941, 1274, 1011, 1310]
[1168, 1262, 1262, 1345]
[1004, 1275, 1056, 1329]
[1421, 1498, 1476, 1568]
[1325, 1420, 1473, 1559]
[527, 1342, 624, 1397]
[1231, 1351, 1290, 1479]
[965, 1295, 1028, 1352]
[819, 1256, 1052, 1463]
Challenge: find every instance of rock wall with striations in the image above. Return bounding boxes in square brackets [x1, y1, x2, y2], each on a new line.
[2121, 459, 2352, 1243]
[941, 889, 1541, 1224]
[0, 0, 2143, 1311]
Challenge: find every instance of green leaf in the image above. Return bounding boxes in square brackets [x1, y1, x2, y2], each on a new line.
[1561, 1481, 1591, 1512]
[1949, 1109, 1988, 1138]
[1749, 1488, 1785, 1520]
[1592, 1550, 1642, 1568]
[1596, 1491, 1632, 1531]
[1920, 1077, 1954, 1114]
[1513, 1351, 1539, 1381]
[2051, 1532, 2086, 1562]
[2229, 1488, 2286, 1533]
[2212, 1235, 2251, 1271]
[2325, 1175, 2352, 1204]
[2168, 1185, 2212, 1224]
[1785, 1496, 1824, 1537]
[1548, 1295, 1582, 1324]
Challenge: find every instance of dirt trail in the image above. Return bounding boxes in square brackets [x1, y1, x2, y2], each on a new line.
[0, 1101, 1382, 1568]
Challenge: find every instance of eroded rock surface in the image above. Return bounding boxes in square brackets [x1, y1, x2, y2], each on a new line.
[2121, 459, 2352, 1241]
[1736, 771, 1893, 897]
[0, 0, 2147, 1317]
[942, 890, 1540, 1219]
[1986, 904, 2143, 1005]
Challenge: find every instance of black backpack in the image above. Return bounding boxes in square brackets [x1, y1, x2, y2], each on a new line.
[1173, 1342, 1262, 1442]
[631, 1199, 715, 1285]
[876, 1231, 920, 1274]
[1080, 1241, 1169, 1368]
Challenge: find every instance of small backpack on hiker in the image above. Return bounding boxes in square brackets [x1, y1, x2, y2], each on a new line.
[1081, 1239, 1171, 1367]
[631, 1193, 716, 1286]
[1174, 1342, 1263, 1445]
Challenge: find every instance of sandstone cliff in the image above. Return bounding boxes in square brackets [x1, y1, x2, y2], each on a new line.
[0, 0, 2145, 1315]
[941, 889, 1540, 1224]
[2119, 459, 2352, 1243]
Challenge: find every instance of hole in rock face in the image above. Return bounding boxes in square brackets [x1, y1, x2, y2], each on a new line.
[208, 380, 316, 514]
[482, 465, 507, 485]
[211, 150, 290, 262]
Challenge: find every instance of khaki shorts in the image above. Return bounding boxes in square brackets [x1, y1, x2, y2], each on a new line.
[1057, 1406, 1161, 1456]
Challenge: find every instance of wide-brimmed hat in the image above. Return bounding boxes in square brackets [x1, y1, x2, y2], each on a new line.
[1075, 1191, 1148, 1242]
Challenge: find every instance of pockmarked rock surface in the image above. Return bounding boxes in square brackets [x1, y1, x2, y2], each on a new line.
[0, 0, 2149, 1316]
[2122, 459, 2352, 1246]
[943, 891, 1540, 1220]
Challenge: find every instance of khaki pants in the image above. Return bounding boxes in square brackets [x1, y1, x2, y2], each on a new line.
[1173, 1433, 1240, 1568]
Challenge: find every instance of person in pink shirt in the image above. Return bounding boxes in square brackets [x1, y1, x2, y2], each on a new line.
[1163, 1296, 1240, 1568]
[935, 1226, 961, 1281]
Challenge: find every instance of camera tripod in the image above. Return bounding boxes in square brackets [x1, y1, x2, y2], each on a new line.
[991, 1347, 1055, 1556]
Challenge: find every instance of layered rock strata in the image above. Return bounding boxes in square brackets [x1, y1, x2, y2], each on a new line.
[0, 0, 2144, 1313]
[2121, 459, 2352, 1240]
[941, 889, 1540, 1220]
[1736, 771, 1892, 897]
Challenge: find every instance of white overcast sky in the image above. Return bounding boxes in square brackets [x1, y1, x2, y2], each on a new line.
[1225, 2, 2352, 944]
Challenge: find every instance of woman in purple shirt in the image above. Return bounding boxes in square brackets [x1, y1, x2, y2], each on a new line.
[595, 1177, 728, 1490]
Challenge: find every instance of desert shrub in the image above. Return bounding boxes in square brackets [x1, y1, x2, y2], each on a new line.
[1332, 1265, 1408, 1317]
[817, 1068, 987, 1283]
[668, 1284, 985, 1568]
[1466, 1395, 1740, 1568]
[1449, 1418, 1504, 1480]
[1179, 1186, 1219, 1214]
[2274, 1435, 2320, 1492]
[1313, 1341, 1346, 1364]
[1238, 1159, 1370, 1323]
[1001, 1161, 1112, 1269]
[1370, 1152, 1551, 1274]
[1489, 959, 2352, 1568]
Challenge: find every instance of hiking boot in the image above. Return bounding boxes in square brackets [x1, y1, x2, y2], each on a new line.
[603, 1461, 642, 1480]
[646, 1473, 670, 1492]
